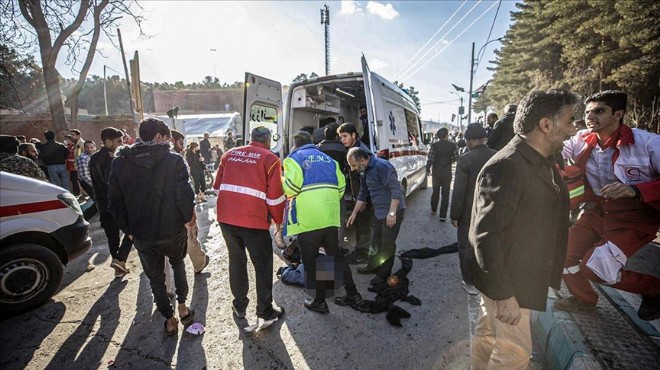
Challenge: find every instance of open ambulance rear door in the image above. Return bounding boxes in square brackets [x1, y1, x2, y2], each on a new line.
[243, 73, 283, 154]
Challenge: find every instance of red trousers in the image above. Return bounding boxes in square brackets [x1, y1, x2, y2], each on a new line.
[563, 209, 660, 305]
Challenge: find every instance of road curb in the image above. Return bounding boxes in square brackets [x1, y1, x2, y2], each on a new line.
[531, 300, 602, 370]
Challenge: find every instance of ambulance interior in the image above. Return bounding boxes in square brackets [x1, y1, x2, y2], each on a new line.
[288, 79, 367, 148]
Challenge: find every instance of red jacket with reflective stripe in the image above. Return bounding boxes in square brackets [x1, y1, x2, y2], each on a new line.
[213, 142, 285, 229]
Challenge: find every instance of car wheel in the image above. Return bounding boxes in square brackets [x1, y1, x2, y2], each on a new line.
[0, 243, 64, 314]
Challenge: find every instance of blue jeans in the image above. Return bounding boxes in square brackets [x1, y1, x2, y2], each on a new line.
[47, 164, 70, 190]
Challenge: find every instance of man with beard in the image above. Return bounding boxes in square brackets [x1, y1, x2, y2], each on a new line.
[469, 90, 578, 369]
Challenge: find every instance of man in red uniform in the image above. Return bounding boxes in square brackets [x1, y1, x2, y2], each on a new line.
[555, 90, 660, 320]
[213, 126, 286, 324]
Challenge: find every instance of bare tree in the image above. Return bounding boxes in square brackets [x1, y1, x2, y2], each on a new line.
[1, 0, 145, 133]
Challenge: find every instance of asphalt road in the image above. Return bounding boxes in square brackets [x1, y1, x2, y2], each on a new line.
[0, 183, 543, 370]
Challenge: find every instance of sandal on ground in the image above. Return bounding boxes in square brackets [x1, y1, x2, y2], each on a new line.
[180, 308, 195, 326]
[164, 318, 178, 336]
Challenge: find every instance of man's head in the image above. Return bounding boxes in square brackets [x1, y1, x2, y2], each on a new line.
[139, 118, 171, 143]
[189, 142, 199, 152]
[63, 134, 73, 145]
[227, 132, 233, 138]
[250, 126, 271, 147]
[486, 113, 499, 127]
[573, 119, 587, 130]
[170, 129, 185, 153]
[324, 122, 339, 141]
[0, 135, 20, 154]
[505, 104, 517, 115]
[83, 140, 96, 155]
[514, 89, 580, 154]
[44, 130, 55, 141]
[359, 104, 367, 118]
[584, 90, 627, 132]
[70, 129, 81, 143]
[293, 130, 313, 149]
[100, 127, 124, 152]
[338, 123, 359, 148]
[203, 132, 210, 139]
[347, 147, 370, 173]
[16, 135, 26, 143]
[18, 143, 38, 160]
[436, 128, 449, 140]
[464, 123, 488, 149]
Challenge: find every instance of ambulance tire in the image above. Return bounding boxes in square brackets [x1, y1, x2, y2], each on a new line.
[0, 243, 64, 314]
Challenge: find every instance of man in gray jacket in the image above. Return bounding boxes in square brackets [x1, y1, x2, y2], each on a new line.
[469, 90, 578, 369]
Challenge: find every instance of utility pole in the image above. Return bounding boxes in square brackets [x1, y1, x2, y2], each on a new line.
[321, 4, 330, 76]
[467, 42, 475, 125]
[103, 65, 108, 115]
[117, 29, 135, 122]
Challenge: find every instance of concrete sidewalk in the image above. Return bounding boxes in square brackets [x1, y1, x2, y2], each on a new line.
[532, 243, 660, 370]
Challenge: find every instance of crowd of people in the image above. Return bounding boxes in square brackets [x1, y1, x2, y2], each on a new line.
[0, 89, 658, 368]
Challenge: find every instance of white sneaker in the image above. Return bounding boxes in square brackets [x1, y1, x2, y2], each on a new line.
[461, 281, 479, 295]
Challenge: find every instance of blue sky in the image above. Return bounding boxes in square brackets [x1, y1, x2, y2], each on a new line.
[55, 1, 519, 123]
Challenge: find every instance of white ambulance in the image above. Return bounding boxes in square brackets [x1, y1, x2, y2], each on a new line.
[0, 172, 92, 314]
[242, 56, 429, 196]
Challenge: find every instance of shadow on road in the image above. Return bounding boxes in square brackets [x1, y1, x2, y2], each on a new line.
[0, 302, 66, 370]
[45, 279, 127, 369]
[175, 271, 210, 368]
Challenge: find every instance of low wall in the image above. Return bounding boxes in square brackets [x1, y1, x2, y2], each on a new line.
[0, 114, 138, 143]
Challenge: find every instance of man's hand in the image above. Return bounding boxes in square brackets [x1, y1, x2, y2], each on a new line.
[451, 220, 458, 229]
[128, 235, 133, 241]
[347, 212, 358, 228]
[426, 168, 431, 177]
[600, 182, 635, 199]
[186, 213, 197, 227]
[358, 203, 366, 212]
[386, 213, 397, 227]
[495, 297, 522, 326]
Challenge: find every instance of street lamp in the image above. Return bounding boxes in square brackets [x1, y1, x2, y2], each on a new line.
[468, 37, 504, 125]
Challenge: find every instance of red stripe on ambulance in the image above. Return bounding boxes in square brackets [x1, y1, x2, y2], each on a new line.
[0, 200, 68, 217]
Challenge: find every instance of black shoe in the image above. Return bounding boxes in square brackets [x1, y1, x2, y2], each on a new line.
[334, 293, 363, 306]
[638, 295, 660, 321]
[439, 217, 446, 222]
[357, 265, 379, 274]
[304, 298, 329, 314]
[553, 297, 596, 312]
[260, 306, 285, 321]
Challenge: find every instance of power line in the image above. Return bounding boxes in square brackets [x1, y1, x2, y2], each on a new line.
[396, 0, 468, 79]
[475, 0, 502, 72]
[421, 98, 461, 106]
[400, 1, 499, 83]
[398, 0, 483, 81]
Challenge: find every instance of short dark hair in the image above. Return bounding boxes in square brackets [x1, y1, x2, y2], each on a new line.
[436, 128, 448, 138]
[70, 129, 81, 135]
[505, 104, 518, 114]
[487, 112, 499, 120]
[514, 90, 580, 135]
[293, 131, 313, 148]
[171, 129, 184, 141]
[64, 134, 73, 141]
[44, 130, 55, 141]
[83, 140, 95, 147]
[139, 118, 171, 142]
[337, 123, 358, 135]
[347, 147, 370, 162]
[0, 135, 19, 153]
[250, 126, 271, 145]
[324, 123, 339, 140]
[100, 127, 124, 142]
[18, 143, 33, 154]
[16, 135, 26, 142]
[585, 90, 627, 123]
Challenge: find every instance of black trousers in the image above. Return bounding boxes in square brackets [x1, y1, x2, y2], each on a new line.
[456, 219, 476, 285]
[134, 228, 188, 319]
[372, 209, 405, 280]
[69, 171, 80, 195]
[191, 172, 206, 194]
[79, 181, 98, 220]
[354, 206, 375, 253]
[297, 226, 357, 301]
[99, 211, 133, 261]
[431, 172, 451, 217]
[220, 223, 275, 318]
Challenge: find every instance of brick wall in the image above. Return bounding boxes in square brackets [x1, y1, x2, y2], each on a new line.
[0, 114, 138, 143]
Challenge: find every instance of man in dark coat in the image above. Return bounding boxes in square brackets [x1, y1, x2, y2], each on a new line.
[39, 130, 70, 189]
[318, 122, 349, 251]
[426, 128, 456, 221]
[199, 132, 212, 165]
[487, 104, 517, 151]
[108, 118, 196, 335]
[469, 90, 579, 369]
[450, 124, 496, 295]
[89, 127, 133, 278]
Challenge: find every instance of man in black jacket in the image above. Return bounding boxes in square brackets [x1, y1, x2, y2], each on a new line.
[89, 127, 133, 278]
[426, 128, 456, 221]
[450, 124, 496, 295]
[469, 90, 578, 369]
[108, 118, 196, 335]
[487, 104, 517, 151]
[318, 122, 349, 251]
[38, 130, 70, 189]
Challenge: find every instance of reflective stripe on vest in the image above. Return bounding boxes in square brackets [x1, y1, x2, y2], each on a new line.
[219, 184, 285, 205]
